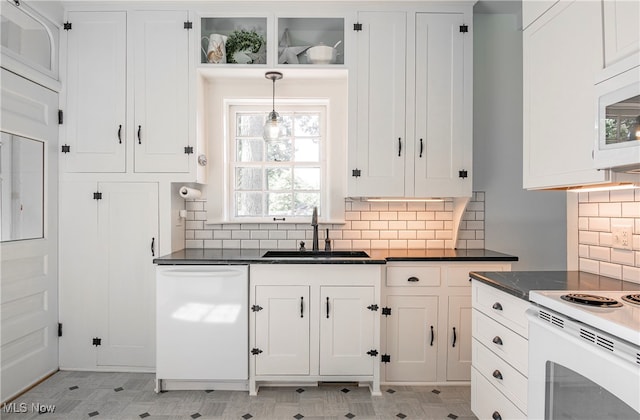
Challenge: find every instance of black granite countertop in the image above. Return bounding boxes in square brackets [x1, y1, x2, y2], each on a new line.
[470, 270, 640, 301]
[153, 248, 518, 265]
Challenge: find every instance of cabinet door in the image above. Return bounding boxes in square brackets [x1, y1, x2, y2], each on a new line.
[447, 295, 472, 381]
[414, 13, 471, 198]
[603, 0, 640, 70]
[385, 295, 438, 382]
[64, 11, 126, 173]
[254, 285, 310, 375]
[523, 0, 607, 188]
[320, 286, 375, 375]
[96, 183, 159, 367]
[351, 11, 406, 197]
[133, 11, 190, 173]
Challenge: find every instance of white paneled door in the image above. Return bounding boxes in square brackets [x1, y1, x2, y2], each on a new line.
[0, 69, 59, 401]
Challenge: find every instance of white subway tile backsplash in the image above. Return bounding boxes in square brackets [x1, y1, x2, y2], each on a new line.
[579, 203, 599, 217]
[588, 246, 610, 262]
[599, 262, 622, 279]
[610, 189, 636, 202]
[623, 266, 640, 283]
[622, 202, 640, 218]
[579, 230, 600, 245]
[588, 191, 610, 203]
[588, 217, 610, 232]
[599, 202, 621, 217]
[183, 194, 488, 252]
[611, 248, 634, 265]
[579, 258, 599, 274]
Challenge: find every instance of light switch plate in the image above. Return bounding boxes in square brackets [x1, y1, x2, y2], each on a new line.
[611, 224, 633, 250]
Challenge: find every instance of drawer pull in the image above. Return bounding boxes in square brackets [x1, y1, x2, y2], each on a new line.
[300, 296, 304, 318]
[430, 325, 434, 346]
[492, 302, 503, 311]
[407, 276, 419, 282]
[452, 327, 457, 348]
[492, 336, 503, 346]
[326, 296, 330, 319]
[492, 369, 503, 380]
[492, 411, 502, 420]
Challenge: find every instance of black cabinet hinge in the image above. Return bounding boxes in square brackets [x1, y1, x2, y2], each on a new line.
[184, 21, 192, 29]
[367, 304, 379, 311]
[92, 337, 102, 346]
[458, 169, 468, 179]
[251, 305, 263, 312]
[366, 349, 378, 357]
[184, 146, 194, 154]
[381, 307, 391, 316]
[352, 168, 361, 178]
[58, 323, 62, 337]
[251, 348, 263, 355]
[459, 24, 468, 33]
[353, 22, 362, 31]
[61, 145, 71, 153]
[93, 192, 102, 200]
[64, 22, 72, 30]
[58, 110, 63, 124]
[381, 354, 391, 363]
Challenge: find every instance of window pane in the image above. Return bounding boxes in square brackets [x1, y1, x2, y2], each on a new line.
[236, 138, 263, 162]
[294, 167, 320, 190]
[295, 114, 320, 136]
[236, 167, 262, 190]
[236, 192, 263, 216]
[237, 114, 266, 137]
[294, 193, 320, 216]
[294, 138, 320, 161]
[267, 140, 293, 162]
[620, 117, 635, 140]
[280, 115, 293, 137]
[267, 167, 292, 190]
[267, 193, 292, 215]
[605, 117, 617, 141]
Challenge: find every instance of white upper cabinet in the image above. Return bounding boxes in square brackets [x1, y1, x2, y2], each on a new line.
[523, 0, 608, 189]
[63, 10, 191, 174]
[602, 0, 640, 72]
[64, 11, 126, 172]
[350, 9, 472, 198]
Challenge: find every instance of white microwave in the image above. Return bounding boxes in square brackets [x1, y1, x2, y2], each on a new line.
[594, 65, 640, 171]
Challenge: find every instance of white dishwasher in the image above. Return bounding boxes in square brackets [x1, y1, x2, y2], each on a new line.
[156, 265, 248, 391]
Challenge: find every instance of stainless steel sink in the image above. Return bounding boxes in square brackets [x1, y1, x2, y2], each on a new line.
[261, 250, 370, 258]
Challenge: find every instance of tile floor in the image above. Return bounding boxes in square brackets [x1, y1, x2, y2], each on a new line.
[1, 371, 477, 420]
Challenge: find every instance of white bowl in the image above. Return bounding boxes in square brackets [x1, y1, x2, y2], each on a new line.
[306, 45, 337, 64]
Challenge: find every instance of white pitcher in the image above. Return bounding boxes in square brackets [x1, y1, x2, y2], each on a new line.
[201, 34, 227, 64]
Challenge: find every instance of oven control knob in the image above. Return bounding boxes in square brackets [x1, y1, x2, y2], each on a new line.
[492, 411, 502, 420]
[492, 302, 503, 311]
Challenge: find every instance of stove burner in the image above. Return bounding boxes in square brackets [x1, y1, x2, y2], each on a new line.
[560, 293, 623, 308]
[621, 294, 640, 306]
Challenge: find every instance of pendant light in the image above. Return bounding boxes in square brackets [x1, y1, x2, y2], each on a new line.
[263, 71, 286, 142]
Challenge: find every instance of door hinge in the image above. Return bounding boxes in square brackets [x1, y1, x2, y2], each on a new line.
[58, 110, 63, 124]
[251, 348, 263, 355]
[93, 192, 103, 200]
[63, 21, 72, 30]
[92, 337, 102, 346]
[251, 305, 263, 312]
[353, 22, 362, 31]
[381, 354, 391, 363]
[61, 145, 71, 153]
[459, 24, 468, 33]
[381, 307, 391, 316]
[352, 168, 361, 178]
[184, 146, 194, 154]
[184, 21, 193, 29]
[458, 170, 468, 179]
[367, 304, 379, 311]
[366, 349, 379, 357]
[58, 323, 63, 337]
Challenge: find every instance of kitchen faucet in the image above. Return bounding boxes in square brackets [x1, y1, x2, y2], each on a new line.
[311, 206, 319, 251]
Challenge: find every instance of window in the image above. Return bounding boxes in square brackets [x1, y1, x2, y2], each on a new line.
[229, 104, 326, 221]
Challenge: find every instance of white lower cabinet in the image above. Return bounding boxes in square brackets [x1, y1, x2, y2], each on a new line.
[59, 182, 158, 370]
[249, 265, 382, 395]
[383, 262, 511, 384]
[471, 280, 530, 419]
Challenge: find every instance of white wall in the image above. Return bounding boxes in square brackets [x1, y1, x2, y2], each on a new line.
[473, 13, 567, 270]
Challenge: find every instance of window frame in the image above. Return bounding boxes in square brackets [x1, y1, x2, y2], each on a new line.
[227, 101, 329, 224]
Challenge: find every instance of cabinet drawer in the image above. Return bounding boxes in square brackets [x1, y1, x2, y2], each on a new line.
[386, 265, 441, 287]
[472, 281, 529, 337]
[473, 339, 527, 412]
[447, 264, 509, 287]
[472, 310, 528, 376]
[472, 367, 526, 420]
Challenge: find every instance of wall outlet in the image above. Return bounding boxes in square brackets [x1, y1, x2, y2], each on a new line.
[611, 224, 633, 251]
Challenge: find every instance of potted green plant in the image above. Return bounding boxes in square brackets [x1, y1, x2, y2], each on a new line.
[225, 29, 265, 64]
